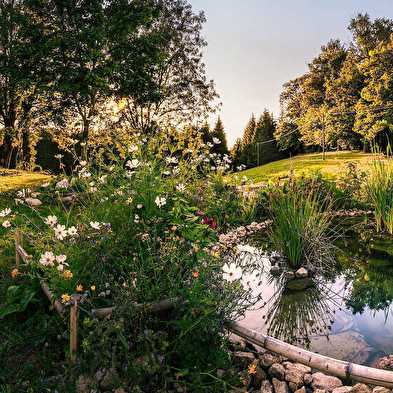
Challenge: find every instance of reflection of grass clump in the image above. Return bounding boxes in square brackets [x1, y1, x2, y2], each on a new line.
[268, 175, 335, 269]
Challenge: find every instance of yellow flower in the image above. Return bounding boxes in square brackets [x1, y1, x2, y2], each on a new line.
[248, 364, 256, 374]
[76, 285, 83, 291]
[91, 285, 96, 291]
[61, 293, 70, 303]
[11, 268, 19, 278]
[126, 197, 133, 204]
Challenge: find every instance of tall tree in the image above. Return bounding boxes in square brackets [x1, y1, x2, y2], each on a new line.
[255, 109, 282, 166]
[239, 114, 256, 168]
[117, 0, 219, 133]
[210, 116, 229, 156]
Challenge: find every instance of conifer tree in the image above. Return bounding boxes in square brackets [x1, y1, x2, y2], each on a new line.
[211, 116, 229, 156]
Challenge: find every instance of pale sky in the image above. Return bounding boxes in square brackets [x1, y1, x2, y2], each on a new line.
[188, 0, 393, 147]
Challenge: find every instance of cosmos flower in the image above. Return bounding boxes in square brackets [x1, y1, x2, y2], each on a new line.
[222, 263, 242, 282]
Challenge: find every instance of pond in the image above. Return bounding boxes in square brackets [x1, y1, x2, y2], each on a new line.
[241, 216, 393, 367]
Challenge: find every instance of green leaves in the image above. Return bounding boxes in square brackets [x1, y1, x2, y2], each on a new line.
[0, 284, 38, 319]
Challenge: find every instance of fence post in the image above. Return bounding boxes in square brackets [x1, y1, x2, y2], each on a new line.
[15, 230, 21, 265]
[70, 299, 80, 364]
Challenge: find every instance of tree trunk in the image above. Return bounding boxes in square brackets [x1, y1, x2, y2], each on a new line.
[0, 129, 15, 168]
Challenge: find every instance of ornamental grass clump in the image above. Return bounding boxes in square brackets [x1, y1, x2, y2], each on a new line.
[268, 175, 335, 269]
[366, 145, 393, 234]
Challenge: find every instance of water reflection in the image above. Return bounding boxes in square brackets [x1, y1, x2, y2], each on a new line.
[263, 275, 337, 349]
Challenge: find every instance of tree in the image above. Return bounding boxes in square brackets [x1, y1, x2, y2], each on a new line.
[230, 137, 242, 170]
[239, 114, 256, 168]
[210, 117, 229, 156]
[354, 35, 393, 146]
[254, 109, 282, 166]
[116, 0, 219, 133]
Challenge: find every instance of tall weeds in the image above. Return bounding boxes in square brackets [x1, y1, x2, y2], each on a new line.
[268, 176, 334, 269]
[366, 145, 393, 234]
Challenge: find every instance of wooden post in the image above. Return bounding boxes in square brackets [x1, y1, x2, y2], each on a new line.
[15, 230, 21, 265]
[70, 299, 80, 364]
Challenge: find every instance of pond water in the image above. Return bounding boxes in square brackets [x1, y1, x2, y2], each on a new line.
[241, 216, 393, 367]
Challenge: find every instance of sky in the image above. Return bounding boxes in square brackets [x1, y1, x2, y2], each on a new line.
[188, 0, 393, 147]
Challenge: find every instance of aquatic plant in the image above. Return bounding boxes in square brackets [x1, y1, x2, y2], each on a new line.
[267, 175, 335, 269]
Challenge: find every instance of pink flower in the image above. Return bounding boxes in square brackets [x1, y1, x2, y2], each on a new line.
[202, 217, 217, 229]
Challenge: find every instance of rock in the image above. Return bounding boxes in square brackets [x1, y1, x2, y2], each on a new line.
[314, 390, 328, 393]
[272, 378, 290, 393]
[373, 387, 391, 393]
[76, 375, 93, 393]
[350, 384, 372, 393]
[285, 368, 304, 390]
[268, 363, 285, 381]
[114, 389, 125, 393]
[62, 196, 73, 204]
[94, 367, 115, 388]
[252, 363, 268, 389]
[284, 271, 295, 280]
[283, 362, 312, 374]
[259, 352, 281, 368]
[245, 340, 259, 354]
[25, 197, 42, 206]
[260, 379, 274, 393]
[270, 264, 282, 276]
[332, 387, 351, 393]
[311, 372, 343, 392]
[234, 351, 255, 368]
[295, 388, 306, 393]
[304, 373, 313, 385]
[229, 337, 247, 352]
[286, 277, 314, 290]
[295, 267, 308, 278]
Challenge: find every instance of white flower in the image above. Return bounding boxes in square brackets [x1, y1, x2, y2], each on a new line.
[40, 251, 55, 266]
[56, 254, 67, 263]
[2, 220, 11, 228]
[90, 221, 101, 230]
[163, 170, 171, 176]
[54, 154, 64, 159]
[44, 215, 58, 227]
[99, 175, 107, 184]
[236, 244, 255, 254]
[69, 138, 78, 144]
[128, 145, 138, 152]
[80, 160, 87, 166]
[125, 159, 139, 169]
[41, 182, 50, 187]
[222, 263, 242, 282]
[165, 157, 178, 164]
[54, 224, 68, 240]
[109, 165, 114, 171]
[172, 167, 180, 175]
[89, 187, 98, 193]
[57, 264, 64, 271]
[207, 142, 213, 148]
[134, 214, 140, 223]
[0, 208, 11, 217]
[155, 196, 166, 208]
[137, 204, 142, 209]
[68, 226, 78, 236]
[56, 179, 69, 189]
[176, 183, 186, 192]
[212, 137, 221, 144]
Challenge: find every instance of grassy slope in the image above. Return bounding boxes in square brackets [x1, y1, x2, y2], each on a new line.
[0, 169, 52, 195]
[241, 150, 374, 183]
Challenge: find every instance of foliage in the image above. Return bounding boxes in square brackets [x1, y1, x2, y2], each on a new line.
[267, 175, 335, 269]
[365, 146, 393, 234]
[0, 127, 262, 391]
[377, 355, 393, 371]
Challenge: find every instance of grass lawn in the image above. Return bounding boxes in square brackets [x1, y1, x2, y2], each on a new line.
[241, 150, 374, 183]
[0, 169, 52, 194]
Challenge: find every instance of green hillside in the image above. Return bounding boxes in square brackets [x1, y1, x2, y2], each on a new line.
[240, 150, 374, 184]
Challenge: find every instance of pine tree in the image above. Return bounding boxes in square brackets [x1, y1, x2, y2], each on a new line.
[211, 117, 229, 156]
[239, 114, 257, 167]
